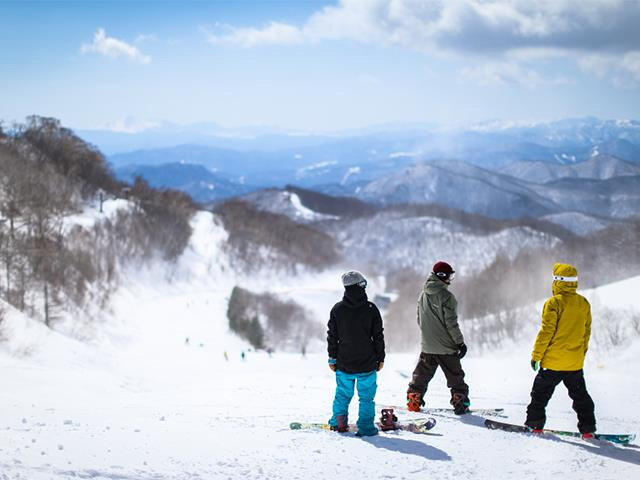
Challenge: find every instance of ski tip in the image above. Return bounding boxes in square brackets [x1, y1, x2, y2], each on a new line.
[289, 422, 302, 430]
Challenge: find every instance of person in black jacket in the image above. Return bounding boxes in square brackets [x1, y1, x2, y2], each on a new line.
[327, 271, 385, 436]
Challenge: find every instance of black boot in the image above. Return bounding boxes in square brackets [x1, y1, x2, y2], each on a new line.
[451, 393, 470, 415]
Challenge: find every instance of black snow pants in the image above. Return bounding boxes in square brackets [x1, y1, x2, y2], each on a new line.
[525, 368, 596, 433]
[407, 352, 469, 401]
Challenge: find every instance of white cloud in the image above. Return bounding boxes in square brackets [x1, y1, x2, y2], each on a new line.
[460, 61, 571, 88]
[81, 28, 151, 64]
[203, 1, 640, 52]
[204, 0, 640, 86]
[205, 22, 305, 48]
[578, 50, 640, 88]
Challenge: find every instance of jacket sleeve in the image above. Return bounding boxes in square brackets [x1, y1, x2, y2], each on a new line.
[327, 307, 338, 359]
[371, 304, 385, 362]
[443, 293, 464, 345]
[532, 297, 558, 361]
[583, 301, 592, 354]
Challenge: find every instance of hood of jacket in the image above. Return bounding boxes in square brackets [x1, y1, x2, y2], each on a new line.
[552, 263, 578, 295]
[342, 285, 368, 307]
[424, 272, 449, 295]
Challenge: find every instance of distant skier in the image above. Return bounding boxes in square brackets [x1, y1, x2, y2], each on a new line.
[327, 271, 385, 436]
[241, 350, 246, 361]
[406, 261, 470, 414]
[525, 263, 596, 438]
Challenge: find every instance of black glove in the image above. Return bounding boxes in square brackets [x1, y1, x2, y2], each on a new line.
[457, 343, 467, 359]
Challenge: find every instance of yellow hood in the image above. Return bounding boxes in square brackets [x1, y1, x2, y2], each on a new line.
[552, 263, 578, 295]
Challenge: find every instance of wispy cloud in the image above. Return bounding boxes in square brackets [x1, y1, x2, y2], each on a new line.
[203, 0, 640, 87]
[135, 33, 158, 44]
[205, 22, 305, 48]
[81, 28, 151, 64]
[578, 51, 640, 88]
[460, 61, 571, 88]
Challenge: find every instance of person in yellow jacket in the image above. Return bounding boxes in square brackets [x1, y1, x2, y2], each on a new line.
[525, 263, 596, 437]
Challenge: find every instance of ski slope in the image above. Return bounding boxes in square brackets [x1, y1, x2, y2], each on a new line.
[0, 211, 639, 479]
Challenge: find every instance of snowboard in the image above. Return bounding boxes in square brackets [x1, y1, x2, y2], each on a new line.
[290, 417, 436, 435]
[379, 403, 505, 417]
[484, 418, 636, 444]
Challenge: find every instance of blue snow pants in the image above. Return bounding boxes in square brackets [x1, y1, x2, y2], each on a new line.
[329, 370, 378, 436]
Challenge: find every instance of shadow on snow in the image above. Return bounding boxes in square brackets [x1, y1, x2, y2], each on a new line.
[357, 434, 452, 461]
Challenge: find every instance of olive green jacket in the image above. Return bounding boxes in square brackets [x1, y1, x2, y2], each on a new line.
[417, 273, 464, 355]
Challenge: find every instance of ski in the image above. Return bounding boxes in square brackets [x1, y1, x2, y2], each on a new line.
[378, 403, 505, 417]
[290, 417, 436, 435]
[484, 419, 636, 444]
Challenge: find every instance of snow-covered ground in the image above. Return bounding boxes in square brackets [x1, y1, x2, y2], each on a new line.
[1, 211, 639, 479]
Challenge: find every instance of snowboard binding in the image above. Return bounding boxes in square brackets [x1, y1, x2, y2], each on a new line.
[379, 408, 398, 431]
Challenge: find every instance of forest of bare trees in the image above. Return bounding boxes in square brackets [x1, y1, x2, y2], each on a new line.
[214, 200, 340, 272]
[0, 117, 196, 328]
[384, 217, 640, 351]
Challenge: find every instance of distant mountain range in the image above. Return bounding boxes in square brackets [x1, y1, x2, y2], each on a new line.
[115, 163, 253, 202]
[499, 154, 640, 183]
[97, 117, 640, 220]
[355, 158, 640, 220]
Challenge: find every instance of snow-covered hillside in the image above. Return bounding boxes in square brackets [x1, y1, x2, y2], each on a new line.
[498, 154, 640, 183]
[1, 199, 639, 480]
[328, 211, 560, 275]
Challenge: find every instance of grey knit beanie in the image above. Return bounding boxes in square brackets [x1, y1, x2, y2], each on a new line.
[341, 270, 367, 287]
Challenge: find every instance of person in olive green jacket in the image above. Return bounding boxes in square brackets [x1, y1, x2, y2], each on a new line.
[406, 261, 470, 414]
[525, 263, 596, 437]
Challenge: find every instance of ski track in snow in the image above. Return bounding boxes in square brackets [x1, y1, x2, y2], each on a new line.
[1, 284, 639, 480]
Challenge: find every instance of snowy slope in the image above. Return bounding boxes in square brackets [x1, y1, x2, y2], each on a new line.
[1, 210, 639, 479]
[328, 211, 560, 274]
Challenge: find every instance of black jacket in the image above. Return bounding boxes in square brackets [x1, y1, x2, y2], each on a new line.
[327, 286, 385, 374]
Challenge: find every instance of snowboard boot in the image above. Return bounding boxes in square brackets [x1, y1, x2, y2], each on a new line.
[330, 415, 349, 433]
[407, 392, 423, 412]
[529, 428, 544, 435]
[581, 432, 595, 440]
[451, 393, 471, 415]
[379, 409, 398, 431]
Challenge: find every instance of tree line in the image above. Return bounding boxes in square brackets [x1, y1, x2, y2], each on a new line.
[0, 116, 196, 328]
[384, 216, 640, 351]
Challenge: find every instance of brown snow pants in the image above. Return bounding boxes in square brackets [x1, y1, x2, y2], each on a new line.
[407, 352, 469, 400]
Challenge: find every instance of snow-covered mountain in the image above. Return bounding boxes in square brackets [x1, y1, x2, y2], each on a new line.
[354, 159, 640, 220]
[115, 162, 254, 203]
[499, 154, 640, 183]
[528, 175, 640, 219]
[356, 160, 560, 219]
[325, 210, 561, 275]
[539, 212, 614, 236]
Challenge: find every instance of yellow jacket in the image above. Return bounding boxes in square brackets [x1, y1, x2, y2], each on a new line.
[532, 263, 592, 371]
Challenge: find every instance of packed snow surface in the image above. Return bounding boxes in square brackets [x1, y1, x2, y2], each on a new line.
[1, 207, 639, 480]
[1, 278, 639, 479]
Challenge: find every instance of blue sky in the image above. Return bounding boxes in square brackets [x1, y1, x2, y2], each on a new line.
[1, 0, 639, 132]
